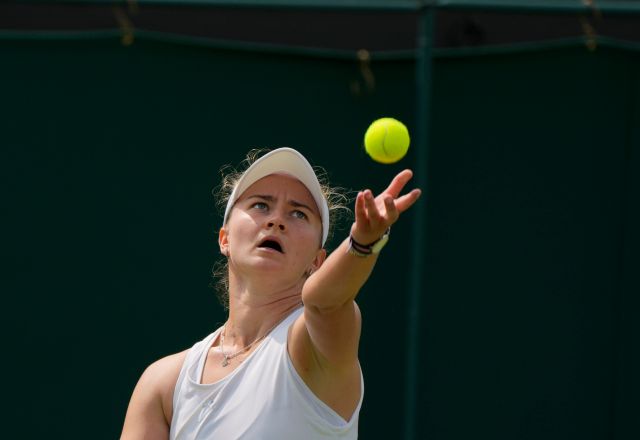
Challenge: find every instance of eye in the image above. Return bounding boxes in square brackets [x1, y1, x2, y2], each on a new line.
[251, 202, 268, 211]
[292, 210, 307, 220]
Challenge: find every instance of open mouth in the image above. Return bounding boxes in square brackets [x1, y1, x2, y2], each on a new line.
[258, 239, 284, 253]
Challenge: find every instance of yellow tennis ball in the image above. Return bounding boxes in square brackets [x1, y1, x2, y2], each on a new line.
[364, 117, 410, 164]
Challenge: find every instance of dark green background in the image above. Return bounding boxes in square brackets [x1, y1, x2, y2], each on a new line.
[1, 30, 638, 440]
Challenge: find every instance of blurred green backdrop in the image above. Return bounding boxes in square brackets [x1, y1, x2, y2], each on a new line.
[1, 3, 639, 440]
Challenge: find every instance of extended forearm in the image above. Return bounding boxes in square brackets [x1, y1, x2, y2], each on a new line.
[301, 237, 378, 310]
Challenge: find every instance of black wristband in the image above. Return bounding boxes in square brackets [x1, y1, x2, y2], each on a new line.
[347, 228, 391, 257]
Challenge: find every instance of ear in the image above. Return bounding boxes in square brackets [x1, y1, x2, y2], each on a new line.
[309, 248, 327, 273]
[219, 226, 229, 257]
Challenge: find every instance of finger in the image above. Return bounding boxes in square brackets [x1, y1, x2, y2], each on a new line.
[395, 189, 422, 213]
[364, 189, 382, 225]
[383, 195, 399, 223]
[354, 191, 367, 226]
[383, 169, 414, 199]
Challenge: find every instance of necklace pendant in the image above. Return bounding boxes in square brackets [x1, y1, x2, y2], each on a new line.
[222, 356, 229, 367]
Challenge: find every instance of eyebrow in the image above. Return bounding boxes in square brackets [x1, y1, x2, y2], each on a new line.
[248, 195, 315, 213]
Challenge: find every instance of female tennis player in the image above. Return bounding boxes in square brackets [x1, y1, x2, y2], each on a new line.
[121, 147, 421, 439]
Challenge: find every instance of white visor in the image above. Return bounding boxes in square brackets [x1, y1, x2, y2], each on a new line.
[223, 148, 330, 246]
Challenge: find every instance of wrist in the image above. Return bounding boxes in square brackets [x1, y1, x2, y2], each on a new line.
[347, 228, 391, 257]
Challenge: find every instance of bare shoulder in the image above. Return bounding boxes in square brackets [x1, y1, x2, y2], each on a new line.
[120, 350, 189, 440]
[149, 350, 189, 419]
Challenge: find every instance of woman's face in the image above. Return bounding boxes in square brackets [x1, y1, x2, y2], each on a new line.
[219, 173, 325, 285]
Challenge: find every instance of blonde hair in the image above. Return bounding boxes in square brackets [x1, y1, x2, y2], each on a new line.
[211, 149, 350, 309]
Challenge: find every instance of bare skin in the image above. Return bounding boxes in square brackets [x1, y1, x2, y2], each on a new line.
[121, 170, 421, 439]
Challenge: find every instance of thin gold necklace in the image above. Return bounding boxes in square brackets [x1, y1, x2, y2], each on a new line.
[219, 312, 290, 367]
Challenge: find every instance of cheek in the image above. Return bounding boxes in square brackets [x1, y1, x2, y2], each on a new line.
[296, 214, 322, 239]
[291, 225, 322, 257]
[226, 214, 259, 243]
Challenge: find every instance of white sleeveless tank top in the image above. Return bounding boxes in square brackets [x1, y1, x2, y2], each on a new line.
[169, 307, 364, 439]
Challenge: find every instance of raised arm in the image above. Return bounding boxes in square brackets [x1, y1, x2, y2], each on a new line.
[299, 169, 421, 366]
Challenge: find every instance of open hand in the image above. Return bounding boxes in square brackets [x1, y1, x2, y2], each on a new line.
[351, 170, 421, 245]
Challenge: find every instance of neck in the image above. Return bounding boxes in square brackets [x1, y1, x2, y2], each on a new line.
[223, 272, 304, 349]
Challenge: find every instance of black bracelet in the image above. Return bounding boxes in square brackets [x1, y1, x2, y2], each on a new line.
[348, 235, 373, 257]
[348, 236, 373, 256]
[347, 228, 391, 257]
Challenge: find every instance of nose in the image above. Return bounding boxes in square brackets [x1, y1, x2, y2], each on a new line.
[267, 220, 285, 231]
[265, 205, 287, 232]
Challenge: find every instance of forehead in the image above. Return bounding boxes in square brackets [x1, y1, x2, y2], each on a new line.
[238, 173, 320, 214]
